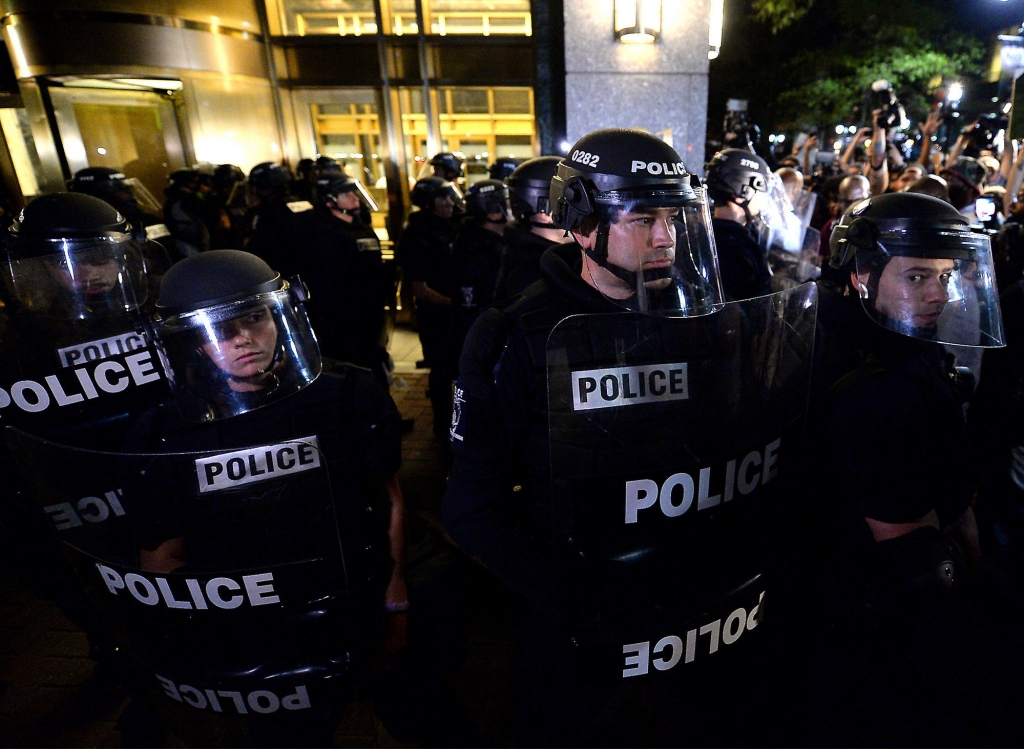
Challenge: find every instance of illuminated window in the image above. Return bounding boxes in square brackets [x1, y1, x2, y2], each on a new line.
[273, 0, 531, 36]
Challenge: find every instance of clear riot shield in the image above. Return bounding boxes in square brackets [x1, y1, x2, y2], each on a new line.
[5, 428, 379, 741]
[769, 225, 821, 288]
[547, 284, 816, 680]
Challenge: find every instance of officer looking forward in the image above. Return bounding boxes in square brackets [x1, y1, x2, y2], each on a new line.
[443, 129, 813, 743]
[114, 250, 406, 743]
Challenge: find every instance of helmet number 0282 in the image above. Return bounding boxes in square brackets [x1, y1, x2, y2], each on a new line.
[571, 150, 600, 167]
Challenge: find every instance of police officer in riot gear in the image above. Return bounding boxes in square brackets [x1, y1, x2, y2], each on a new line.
[495, 156, 571, 300]
[809, 192, 1022, 745]
[488, 156, 521, 181]
[443, 128, 813, 743]
[0, 192, 171, 690]
[297, 172, 389, 379]
[244, 162, 308, 280]
[704, 148, 775, 300]
[450, 179, 509, 362]
[106, 249, 407, 744]
[396, 176, 463, 439]
[163, 168, 209, 258]
[429, 152, 463, 183]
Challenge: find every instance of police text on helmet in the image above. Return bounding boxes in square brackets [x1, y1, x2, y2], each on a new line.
[195, 437, 321, 493]
[630, 161, 687, 175]
[572, 363, 688, 411]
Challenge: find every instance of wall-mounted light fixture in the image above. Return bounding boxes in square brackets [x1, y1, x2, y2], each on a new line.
[615, 0, 661, 43]
[709, 0, 724, 59]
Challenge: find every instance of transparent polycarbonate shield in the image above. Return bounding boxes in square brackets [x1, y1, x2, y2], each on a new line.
[152, 286, 322, 422]
[547, 285, 817, 671]
[4, 428, 377, 717]
[3, 236, 149, 321]
[122, 177, 164, 220]
[583, 186, 725, 316]
[853, 235, 1005, 347]
[769, 225, 821, 285]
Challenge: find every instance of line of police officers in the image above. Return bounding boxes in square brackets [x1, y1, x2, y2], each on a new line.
[2, 129, 1024, 746]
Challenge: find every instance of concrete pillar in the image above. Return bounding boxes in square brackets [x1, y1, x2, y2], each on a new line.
[563, 0, 709, 167]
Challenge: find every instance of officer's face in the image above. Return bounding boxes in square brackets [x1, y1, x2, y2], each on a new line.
[44, 255, 120, 297]
[433, 194, 455, 219]
[579, 207, 677, 294]
[201, 307, 279, 390]
[334, 191, 361, 213]
[864, 256, 955, 331]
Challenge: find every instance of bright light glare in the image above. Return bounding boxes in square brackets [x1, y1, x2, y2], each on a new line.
[559, 140, 571, 153]
[835, 125, 845, 134]
[769, 134, 777, 143]
[948, 82, 964, 103]
[777, 134, 786, 143]
[97, 147, 107, 155]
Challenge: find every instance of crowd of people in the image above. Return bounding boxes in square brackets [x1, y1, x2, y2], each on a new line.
[2, 105, 1024, 746]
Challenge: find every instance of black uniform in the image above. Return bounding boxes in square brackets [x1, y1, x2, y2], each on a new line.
[163, 187, 209, 257]
[494, 220, 558, 301]
[397, 210, 458, 436]
[244, 195, 311, 281]
[450, 220, 505, 364]
[807, 289, 1024, 746]
[297, 208, 387, 374]
[712, 217, 772, 301]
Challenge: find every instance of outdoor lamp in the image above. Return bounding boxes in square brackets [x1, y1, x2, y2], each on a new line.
[709, 0, 724, 58]
[615, 0, 661, 43]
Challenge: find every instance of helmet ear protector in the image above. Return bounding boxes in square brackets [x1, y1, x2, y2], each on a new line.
[553, 176, 595, 232]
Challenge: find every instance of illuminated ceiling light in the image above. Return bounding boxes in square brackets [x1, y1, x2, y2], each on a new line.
[709, 0, 724, 59]
[615, 0, 661, 44]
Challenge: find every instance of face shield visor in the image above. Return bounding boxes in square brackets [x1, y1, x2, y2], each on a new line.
[117, 177, 162, 220]
[854, 228, 1005, 347]
[431, 183, 466, 217]
[751, 174, 803, 254]
[3, 235, 149, 320]
[151, 285, 322, 422]
[580, 186, 725, 316]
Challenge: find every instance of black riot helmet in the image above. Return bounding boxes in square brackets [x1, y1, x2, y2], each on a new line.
[68, 166, 162, 221]
[488, 156, 521, 181]
[508, 156, 561, 223]
[465, 179, 510, 220]
[213, 163, 245, 191]
[315, 156, 342, 178]
[317, 172, 378, 215]
[248, 162, 291, 194]
[429, 152, 463, 178]
[411, 176, 465, 214]
[3, 192, 150, 320]
[703, 148, 772, 203]
[296, 158, 315, 179]
[151, 250, 321, 422]
[550, 128, 724, 315]
[829, 192, 1004, 347]
[167, 168, 200, 192]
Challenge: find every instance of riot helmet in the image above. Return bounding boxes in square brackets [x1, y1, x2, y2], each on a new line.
[167, 168, 200, 192]
[508, 156, 562, 224]
[248, 162, 291, 194]
[550, 128, 724, 315]
[829, 192, 1004, 347]
[704, 148, 790, 249]
[488, 156, 521, 181]
[213, 163, 245, 191]
[3, 192, 151, 321]
[296, 158, 315, 178]
[151, 250, 321, 422]
[464, 179, 511, 221]
[429, 152, 464, 179]
[317, 172, 378, 216]
[68, 167, 163, 220]
[411, 176, 465, 217]
[315, 156, 342, 178]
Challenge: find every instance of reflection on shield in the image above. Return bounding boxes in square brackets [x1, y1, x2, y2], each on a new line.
[5, 429, 369, 742]
[546, 285, 816, 679]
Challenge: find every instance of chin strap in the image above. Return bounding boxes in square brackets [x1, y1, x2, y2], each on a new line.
[581, 222, 674, 289]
